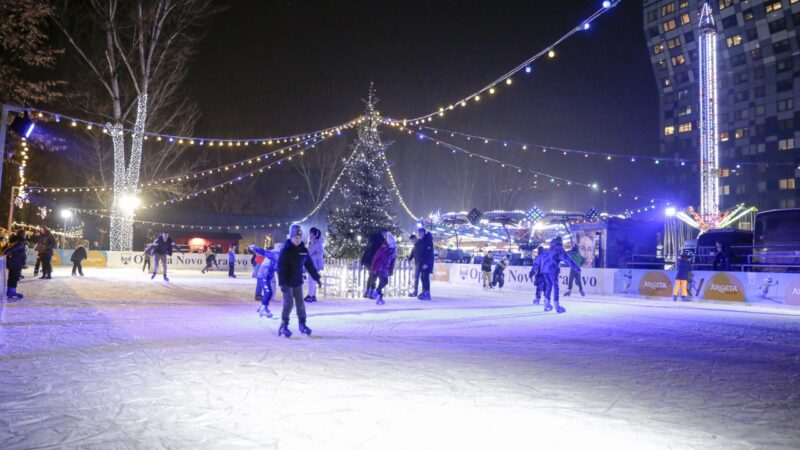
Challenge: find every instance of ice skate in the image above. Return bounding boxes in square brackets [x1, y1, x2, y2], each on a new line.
[672, 295, 678, 302]
[533, 298, 541, 305]
[408, 291, 418, 297]
[580, 290, 585, 297]
[555, 302, 566, 314]
[278, 323, 292, 338]
[257, 305, 273, 318]
[7, 289, 23, 299]
[418, 291, 431, 301]
[376, 294, 385, 305]
[544, 300, 553, 312]
[163, 275, 169, 282]
[681, 296, 690, 302]
[299, 322, 312, 336]
[564, 290, 571, 297]
[369, 289, 378, 299]
[151, 273, 156, 280]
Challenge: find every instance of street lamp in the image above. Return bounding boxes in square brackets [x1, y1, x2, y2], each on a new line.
[120, 194, 141, 213]
[665, 206, 677, 217]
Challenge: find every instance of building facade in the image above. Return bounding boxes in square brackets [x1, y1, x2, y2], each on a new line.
[644, 0, 800, 211]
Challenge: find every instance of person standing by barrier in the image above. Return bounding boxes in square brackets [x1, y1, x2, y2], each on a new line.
[361, 231, 384, 299]
[36, 226, 56, 280]
[227, 246, 237, 278]
[529, 246, 546, 305]
[481, 251, 494, 290]
[564, 246, 586, 297]
[305, 227, 325, 303]
[150, 232, 182, 282]
[3, 229, 28, 299]
[371, 231, 397, 305]
[406, 234, 421, 297]
[417, 227, 434, 301]
[277, 224, 321, 337]
[71, 242, 87, 276]
[541, 236, 581, 314]
[712, 242, 731, 271]
[673, 251, 693, 302]
[142, 243, 152, 273]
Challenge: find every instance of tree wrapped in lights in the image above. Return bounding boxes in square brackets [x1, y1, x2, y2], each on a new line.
[326, 90, 398, 258]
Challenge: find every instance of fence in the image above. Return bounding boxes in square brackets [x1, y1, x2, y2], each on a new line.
[320, 258, 416, 298]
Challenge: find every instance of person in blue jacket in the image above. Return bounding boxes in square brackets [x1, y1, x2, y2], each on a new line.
[541, 236, 581, 313]
[3, 229, 28, 299]
[528, 246, 547, 305]
[250, 244, 279, 318]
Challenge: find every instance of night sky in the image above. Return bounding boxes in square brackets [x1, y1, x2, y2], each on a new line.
[188, 0, 660, 216]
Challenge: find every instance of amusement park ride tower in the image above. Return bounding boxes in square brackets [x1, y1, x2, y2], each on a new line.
[675, 2, 755, 232]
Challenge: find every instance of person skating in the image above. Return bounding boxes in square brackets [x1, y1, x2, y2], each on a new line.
[529, 246, 546, 304]
[36, 226, 56, 279]
[541, 236, 581, 313]
[150, 232, 182, 281]
[371, 231, 397, 305]
[304, 227, 325, 303]
[3, 229, 28, 299]
[481, 251, 494, 290]
[564, 245, 586, 297]
[227, 246, 237, 278]
[491, 255, 509, 290]
[71, 243, 88, 276]
[201, 246, 217, 273]
[673, 251, 693, 302]
[360, 231, 385, 299]
[277, 225, 321, 337]
[250, 244, 278, 318]
[406, 233, 420, 297]
[416, 227, 435, 300]
[142, 243, 152, 272]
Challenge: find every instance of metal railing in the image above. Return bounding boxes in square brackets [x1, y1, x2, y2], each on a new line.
[320, 258, 416, 298]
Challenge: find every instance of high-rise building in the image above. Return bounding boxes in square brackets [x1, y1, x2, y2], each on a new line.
[644, 0, 800, 211]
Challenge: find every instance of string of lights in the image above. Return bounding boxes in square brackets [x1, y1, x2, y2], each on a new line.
[378, 151, 420, 220]
[417, 125, 799, 169]
[70, 209, 296, 231]
[140, 139, 322, 209]
[388, 123, 663, 203]
[295, 144, 363, 223]
[26, 108, 363, 148]
[385, 1, 621, 125]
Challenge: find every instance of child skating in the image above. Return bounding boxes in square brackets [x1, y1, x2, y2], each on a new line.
[249, 244, 278, 318]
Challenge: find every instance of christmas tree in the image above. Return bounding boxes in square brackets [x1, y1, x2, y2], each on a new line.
[326, 88, 398, 258]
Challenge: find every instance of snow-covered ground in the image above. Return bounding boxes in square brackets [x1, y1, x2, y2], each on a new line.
[1, 267, 799, 449]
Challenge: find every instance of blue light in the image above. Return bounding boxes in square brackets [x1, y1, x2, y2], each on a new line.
[524, 66, 532, 74]
[582, 22, 591, 30]
[418, 134, 424, 140]
[24, 123, 35, 138]
[602, 1, 611, 8]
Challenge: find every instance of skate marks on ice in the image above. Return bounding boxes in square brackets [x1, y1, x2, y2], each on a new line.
[1, 269, 800, 448]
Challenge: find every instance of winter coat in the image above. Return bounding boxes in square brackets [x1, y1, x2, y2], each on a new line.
[3, 235, 27, 269]
[37, 231, 56, 257]
[675, 258, 692, 280]
[406, 244, 417, 262]
[278, 239, 321, 289]
[307, 234, 325, 271]
[568, 249, 585, 269]
[541, 240, 581, 276]
[529, 254, 546, 286]
[228, 250, 236, 263]
[153, 235, 178, 256]
[71, 246, 88, 263]
[371, 243, 397, 278]
[481, 256, 494, 272]
[360, 232, 384, 267]
[494, 259, 509, 275]
[417, 232, 435, 273]
[250, 246, 278, 280]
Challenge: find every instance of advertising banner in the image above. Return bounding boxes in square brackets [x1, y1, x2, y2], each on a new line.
[446, 263, 609, 295]
[107, 251, 254, 272]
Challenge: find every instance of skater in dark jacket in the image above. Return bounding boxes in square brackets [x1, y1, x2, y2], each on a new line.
[406, 234, 421, 297]
[36, 226, 56, 279]
[481, 251, 494, 289]
[491, 256, 509, 289]
[71, 244, 88, 276]
[564, 246, 586, 297]
[150, 232, 182, 281]
[370, 231, 397, 305]
[3, 229, 27, 299]
[416, 227, 435, 300]
[541, 236, 581, 313]
[673, 251, 693, 302]
[361, 231, 385, 298]
[529, 246, 547, 304]
[277, 225, 322, 338]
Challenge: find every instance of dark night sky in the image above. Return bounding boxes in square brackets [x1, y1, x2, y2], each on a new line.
[187, 0, 661, 216]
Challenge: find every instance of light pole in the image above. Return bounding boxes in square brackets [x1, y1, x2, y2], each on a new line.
[60, 209, 73, 248]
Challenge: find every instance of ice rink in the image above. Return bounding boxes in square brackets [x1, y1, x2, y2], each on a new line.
[2, 267, 799, 449]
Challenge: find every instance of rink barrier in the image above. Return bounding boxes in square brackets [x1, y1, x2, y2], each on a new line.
[322, 258, 416, 298]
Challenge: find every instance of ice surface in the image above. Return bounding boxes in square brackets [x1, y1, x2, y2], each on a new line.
[1, 267, 800, 449]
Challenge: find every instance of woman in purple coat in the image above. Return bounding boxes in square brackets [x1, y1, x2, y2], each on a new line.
[370, 231, 397, 305]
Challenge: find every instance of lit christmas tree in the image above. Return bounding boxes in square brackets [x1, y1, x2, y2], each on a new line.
[326, 88, 398, 258]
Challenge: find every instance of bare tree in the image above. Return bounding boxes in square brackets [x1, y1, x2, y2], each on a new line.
[53, 0, 217, 249]
[294, 137, 349, 210]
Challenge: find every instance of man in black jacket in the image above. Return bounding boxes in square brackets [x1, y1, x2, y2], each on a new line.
[407, 234, 420, 297]
[150, 232, 182, 281]
[36, 226, 56, 280]
[277, 224, 321, 338]
[360, 231, 384, 298]
[3, 229, 28, 299]
[417, 227, 435, 300]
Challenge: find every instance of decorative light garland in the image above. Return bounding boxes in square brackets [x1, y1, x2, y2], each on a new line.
[71, 209, 297, 231]
[296, 142, 362, 223]
[379, 151, 419, 220]
[386, 1, 620, 125]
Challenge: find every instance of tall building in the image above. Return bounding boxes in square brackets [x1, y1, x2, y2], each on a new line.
[644, 0, 800, 211]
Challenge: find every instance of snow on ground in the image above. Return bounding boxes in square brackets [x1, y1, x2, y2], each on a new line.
[1, 267, 800, 449]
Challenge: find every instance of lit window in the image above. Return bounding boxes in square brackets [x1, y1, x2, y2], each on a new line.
[671, 54, 686, 66]
[667, 37, 682, 49]
[679, 123, 692, 133]
[778, 99, 794, 111]
[679, 0, 689, 7]
[734, 128, 749, 139]
[765, 1, 783, 13]
[680, 13, 691, 25]
[663, 19, 678, 32]
[779, 178, 796, 190]
[720, 131, 729, 142]
[663, 77, 672, 88]
[778, 138, 795, 150]
[662, 3, 675, 15]
[726, 35, 742, 47]
[653, 43, 665, 55]
[664, 126, 676, 136]
[678, 105, 692, 116]
[722, 185, 731, 195]
[719, 0, 733, 9]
